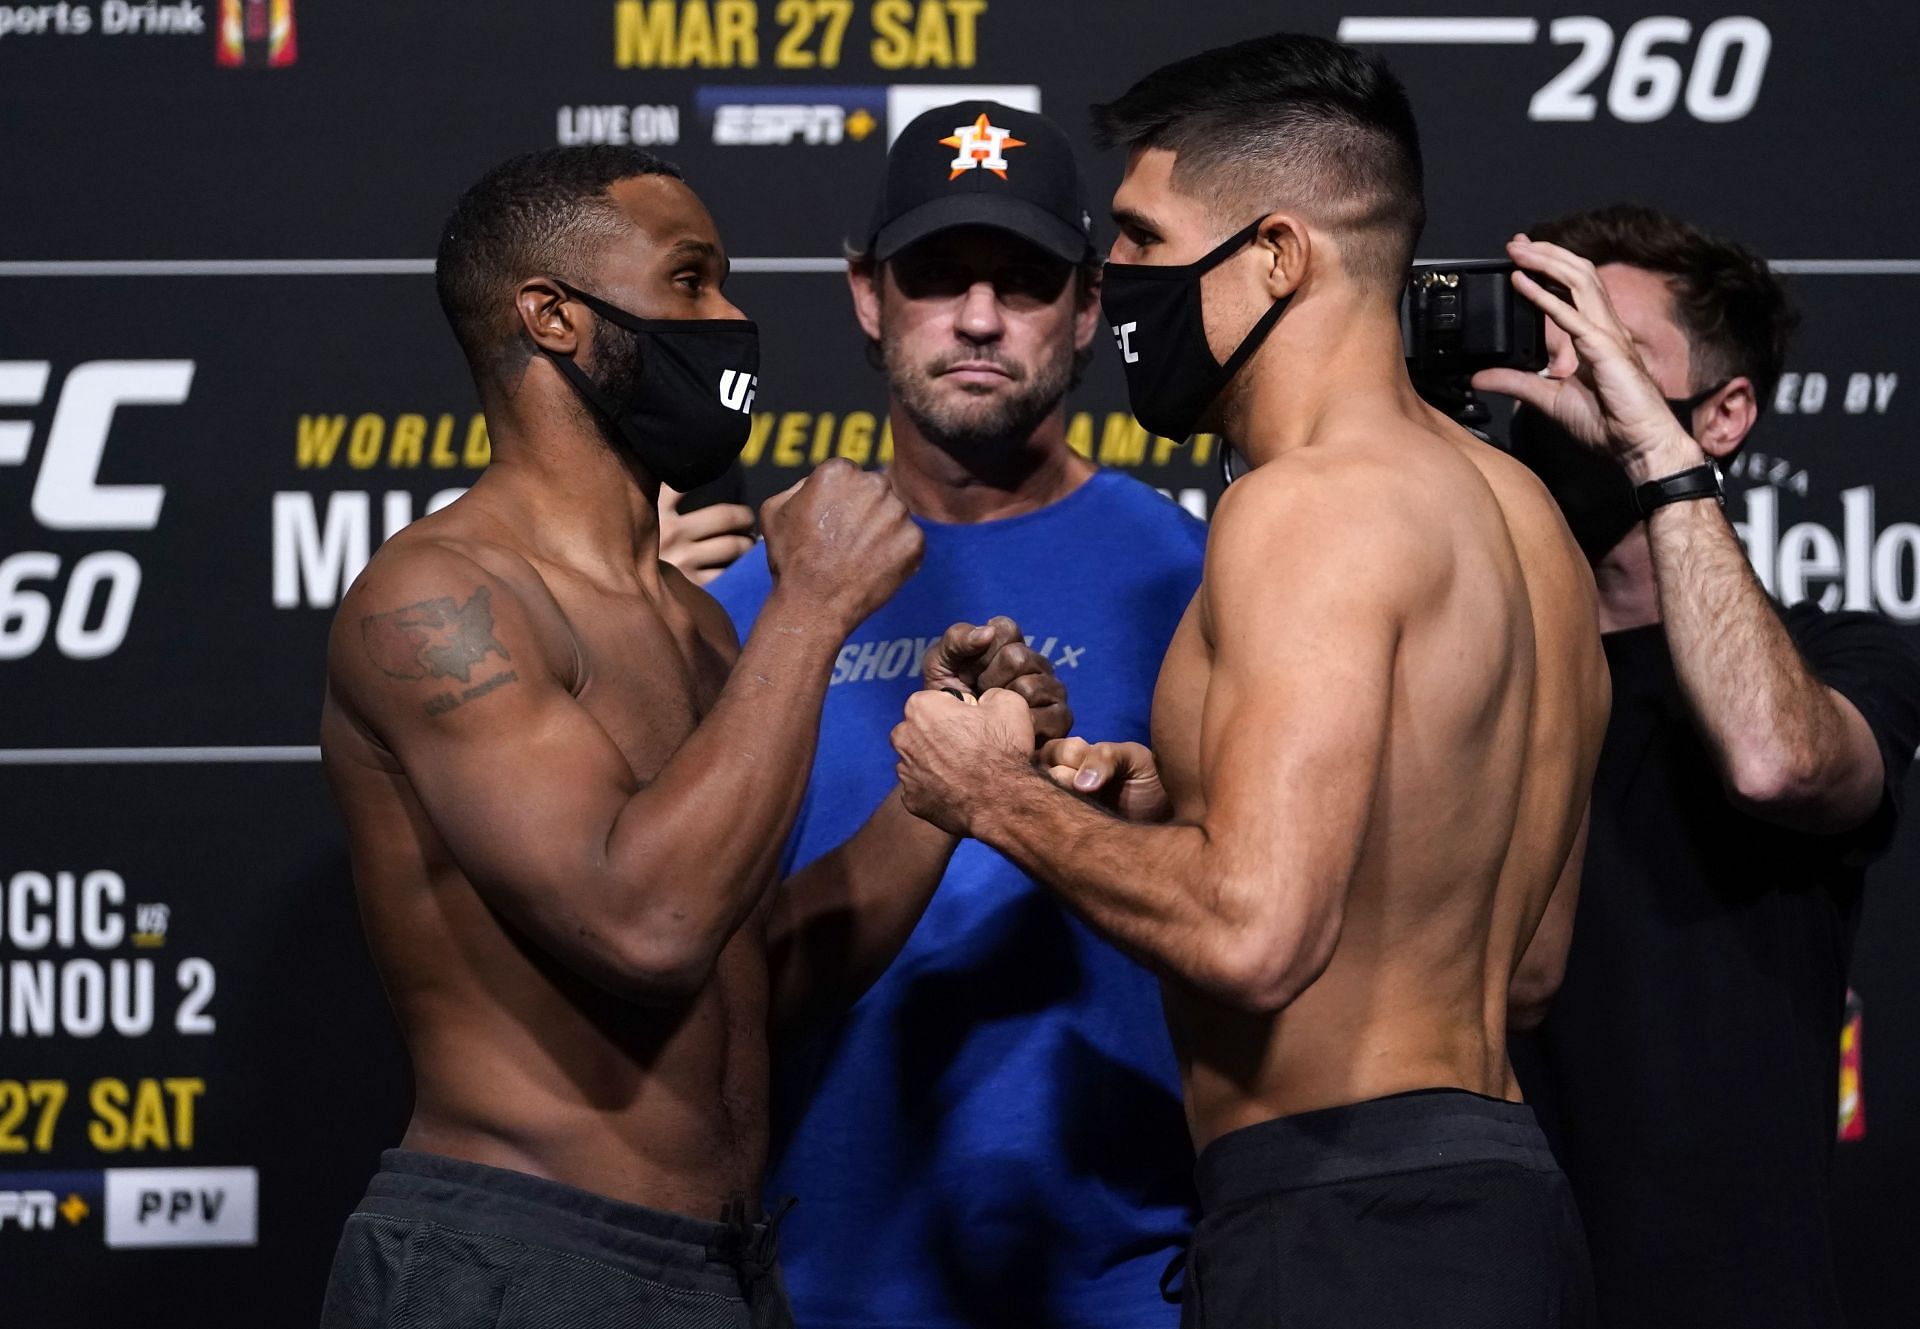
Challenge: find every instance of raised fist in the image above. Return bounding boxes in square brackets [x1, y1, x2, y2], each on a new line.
[762, 459, 924, 630]
[891, 688, 1036, 836]
[922, 617, 1072, 745]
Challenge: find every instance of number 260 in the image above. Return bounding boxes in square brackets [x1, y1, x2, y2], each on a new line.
[1530, 16, 1771, 124]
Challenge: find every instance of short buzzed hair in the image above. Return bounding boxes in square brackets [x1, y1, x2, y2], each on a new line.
[1533, 203, 1797, 407]
[434, 146, 683, 370]
[1092, 33, 1425, 294]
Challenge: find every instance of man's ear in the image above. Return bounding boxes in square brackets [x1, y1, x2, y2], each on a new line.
[847, 259, 884, 343]
[1073, 268, 1102, 355]
[1255, 213, 1310, 301]
[1697, 376, 1759, 460]
[515, 278, 583, 357]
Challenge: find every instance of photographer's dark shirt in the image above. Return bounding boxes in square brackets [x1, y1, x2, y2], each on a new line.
[1514, 604, 1920, 1329]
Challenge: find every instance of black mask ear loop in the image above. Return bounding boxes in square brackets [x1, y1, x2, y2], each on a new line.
[553, 279, 639, 330]
[1204, 219, 1293, 474]
[1186, 217, 1268, 274]
[1668, 378, 1732, 434]
[1212, 289, 1292, 385]
[537, 280, 630, 423]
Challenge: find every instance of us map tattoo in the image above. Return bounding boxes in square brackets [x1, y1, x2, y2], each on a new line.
[361, 586, 518, 717]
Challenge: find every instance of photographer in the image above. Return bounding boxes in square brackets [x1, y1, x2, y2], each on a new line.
[1481, 205, 1920, 1328]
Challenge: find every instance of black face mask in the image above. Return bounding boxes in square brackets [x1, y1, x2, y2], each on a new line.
[1100, 218, 1291, 441]
[540, 280, 760, 492]
[1506, 380, 1728, 563]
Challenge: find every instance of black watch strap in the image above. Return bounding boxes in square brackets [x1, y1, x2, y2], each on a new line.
[1634, 462, 1723, 516]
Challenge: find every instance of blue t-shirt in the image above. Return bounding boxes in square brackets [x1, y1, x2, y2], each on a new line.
[712, 469, 1207, 1329]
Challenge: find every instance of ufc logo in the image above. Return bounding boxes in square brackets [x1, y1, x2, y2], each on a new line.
[719, 369, 757, 414]
[0, 360, 193, 530]
[1111, 322, 1139, 364]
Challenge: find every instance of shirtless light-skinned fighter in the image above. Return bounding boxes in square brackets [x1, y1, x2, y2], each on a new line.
[890, 35, 1610, 1327]
[317, 147, 1067, 1329]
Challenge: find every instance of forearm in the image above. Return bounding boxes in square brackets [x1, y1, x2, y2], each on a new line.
[1639, 448, 1856, 813]
[970, 763, 1307, 1009]
[766, 789, 958, 1039]
[601, 587, 844, 949]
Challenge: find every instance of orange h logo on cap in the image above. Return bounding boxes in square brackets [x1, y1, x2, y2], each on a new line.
[941, 113, 1026, 181]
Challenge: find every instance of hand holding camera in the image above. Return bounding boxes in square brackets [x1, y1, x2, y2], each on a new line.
[1471, 235, 1707, 483]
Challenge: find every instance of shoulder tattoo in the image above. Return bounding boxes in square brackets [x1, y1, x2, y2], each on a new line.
[361, 585, 520, 716]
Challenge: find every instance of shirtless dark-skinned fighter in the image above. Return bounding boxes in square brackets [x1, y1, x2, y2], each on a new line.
[316, 147, 1068, 1329]
[890, 36, 1611, 1327]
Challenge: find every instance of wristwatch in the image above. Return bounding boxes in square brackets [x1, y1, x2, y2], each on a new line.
[1634, 461, 1724, 516]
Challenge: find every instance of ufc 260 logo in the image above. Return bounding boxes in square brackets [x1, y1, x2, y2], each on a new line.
[0, 360, 191, 661]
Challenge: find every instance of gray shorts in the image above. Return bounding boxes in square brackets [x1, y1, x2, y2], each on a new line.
[320, 1149, 794, 1328]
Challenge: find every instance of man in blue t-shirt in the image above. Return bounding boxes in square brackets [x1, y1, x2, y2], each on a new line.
[712, 101, 1206, 1328]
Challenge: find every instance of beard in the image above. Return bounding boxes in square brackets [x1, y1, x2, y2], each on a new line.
[590, 316, 646, 403]
[883, 330, 1074, 454]
[573, 316, 646, 450]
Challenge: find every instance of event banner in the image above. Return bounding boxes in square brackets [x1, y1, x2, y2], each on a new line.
[2, 3, 1916, 1324]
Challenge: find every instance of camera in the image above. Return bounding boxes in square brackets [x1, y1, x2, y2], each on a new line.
[1401, 260, 1547, 377]
[1401, 260, 1550, 430]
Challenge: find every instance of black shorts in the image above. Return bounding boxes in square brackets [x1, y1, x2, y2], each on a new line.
[1178, 1089, 1594, 1329]
[319, 1149, 795, 1329]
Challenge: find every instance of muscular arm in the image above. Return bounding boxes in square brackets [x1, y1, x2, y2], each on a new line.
[1634, 440, 1885, 833]
[764, 792, 957, 1040]
[331, 545, 848, 1005]
[897, 470, 1403, 1012]
[765, 620, 1071, 1039]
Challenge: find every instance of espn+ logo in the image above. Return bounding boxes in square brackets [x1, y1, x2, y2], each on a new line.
[0, 360, 188, 661]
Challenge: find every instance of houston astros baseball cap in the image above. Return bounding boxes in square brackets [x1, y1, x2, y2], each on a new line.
[864, 100, 1097, 265]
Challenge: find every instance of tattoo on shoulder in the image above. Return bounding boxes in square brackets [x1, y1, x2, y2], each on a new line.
[361, 585, 512, 684]
[422, 669, 519, 718]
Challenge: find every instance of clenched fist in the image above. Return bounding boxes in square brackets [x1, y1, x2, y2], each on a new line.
[891, 688, 1036, 836]
[921, 616, 1072, 745]
[762, 459, 924, 633]
[1040, 738, 1172, 823]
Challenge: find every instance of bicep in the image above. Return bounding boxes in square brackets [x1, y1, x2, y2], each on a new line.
[1197, 508, 1400, 903]
[338, 566, 637, 930]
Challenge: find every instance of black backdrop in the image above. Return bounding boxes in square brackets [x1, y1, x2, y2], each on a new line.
[3, 2, 1918, 1324]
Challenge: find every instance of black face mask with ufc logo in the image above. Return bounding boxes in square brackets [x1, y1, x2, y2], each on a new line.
[542, 280, 761, 492]
[1099, 218, 1291, 442]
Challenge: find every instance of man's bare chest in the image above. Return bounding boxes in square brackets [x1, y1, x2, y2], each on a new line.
[559, 592, 730, 784]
